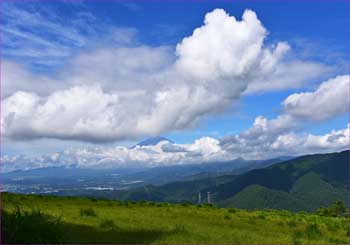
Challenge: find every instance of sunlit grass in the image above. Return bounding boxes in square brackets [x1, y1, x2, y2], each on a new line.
[2, 192, 349, 244]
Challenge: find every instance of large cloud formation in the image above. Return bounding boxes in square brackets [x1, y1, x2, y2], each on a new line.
[2, 73, 349, 172]
[1, 9, 328, 143]
[2, 8, 347, 172]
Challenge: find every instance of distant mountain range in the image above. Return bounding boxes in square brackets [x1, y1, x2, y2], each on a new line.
[3, 146, 348, 213]
[105, 150, 349, 212]
[1, 156, 285, 194]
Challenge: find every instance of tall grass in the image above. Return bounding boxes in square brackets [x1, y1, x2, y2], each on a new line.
[79, 208, 97, 217]
[1, 206, 63, 244]
[2, 192, 350, 244]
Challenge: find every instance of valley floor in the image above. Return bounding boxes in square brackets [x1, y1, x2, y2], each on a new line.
[1, 192, 349, 244]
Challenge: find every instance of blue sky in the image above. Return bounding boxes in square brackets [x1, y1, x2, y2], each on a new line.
[1, 0, 349, 166]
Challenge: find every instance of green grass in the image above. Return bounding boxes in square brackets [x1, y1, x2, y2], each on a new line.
[1, 192, 350, 244]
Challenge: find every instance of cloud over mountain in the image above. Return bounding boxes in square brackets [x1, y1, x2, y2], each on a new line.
[0, 137, 227, 172]
[2, 125, 348, 173]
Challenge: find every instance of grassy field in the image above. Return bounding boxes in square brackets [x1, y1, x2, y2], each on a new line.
[1, 192, 350, 244]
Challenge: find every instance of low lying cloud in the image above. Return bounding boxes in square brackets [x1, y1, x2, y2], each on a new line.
[0, 137, 226, 172]
[2, 126, 348, 173]
[1, 9, 330, 143]
[220, 125, 349, 160]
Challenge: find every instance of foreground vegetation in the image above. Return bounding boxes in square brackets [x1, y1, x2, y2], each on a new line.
[1, 192, 349, 244]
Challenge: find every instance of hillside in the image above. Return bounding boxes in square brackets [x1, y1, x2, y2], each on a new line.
[209, 150, 349, 211]
[2, 192, 349, 244]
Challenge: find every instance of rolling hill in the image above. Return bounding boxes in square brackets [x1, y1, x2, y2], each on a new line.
[209, 150, 349, 211]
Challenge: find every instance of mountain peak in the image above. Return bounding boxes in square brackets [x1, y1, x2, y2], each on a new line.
[131, 136, 173, 148]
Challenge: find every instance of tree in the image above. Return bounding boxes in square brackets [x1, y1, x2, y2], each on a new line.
[316, 200, 346, 217]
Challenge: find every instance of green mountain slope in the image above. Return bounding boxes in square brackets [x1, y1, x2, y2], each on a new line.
[205, 150, 349, 211]
[220, 172, 348, 212]
[210, 150, 348, 199]
[219, 184, 303, 211]
[290, 172, 348, 210]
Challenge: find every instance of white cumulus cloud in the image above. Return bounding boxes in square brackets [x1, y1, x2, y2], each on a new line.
[2, 9, 328, 143]
[220, 74, 350, 159]
[283, 75, 350, 121]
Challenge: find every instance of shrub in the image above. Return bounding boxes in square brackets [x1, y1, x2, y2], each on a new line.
[316, 200, 346, 217]
[181, 202, 192, 207]
[291, 229, 303, 245]
[113, 200, 122, 206]
[1, 207, 63, 244]
[287, 220, 297, 227]
[173, 224, 186, 233]
[202, 203, 214, 208]
[80, 208, 97, 217]
[106, 202, 114, 207]
[277, 221, 284, 226]
[100, 219, 116, 230]
[279, 210, 291, 217]
[139, 200, 148, 205]
[325, 221, 340, 232]
[332, 200, 346, 216]
[257, 213, 266, 219]
[328, 238, 348, 244]
[248, 216, 256, 225]
[304, 223, 321, 239]
[228, 208, 237, 213]
[224, 214, 231, 220]
[316, 207, 329, 216]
